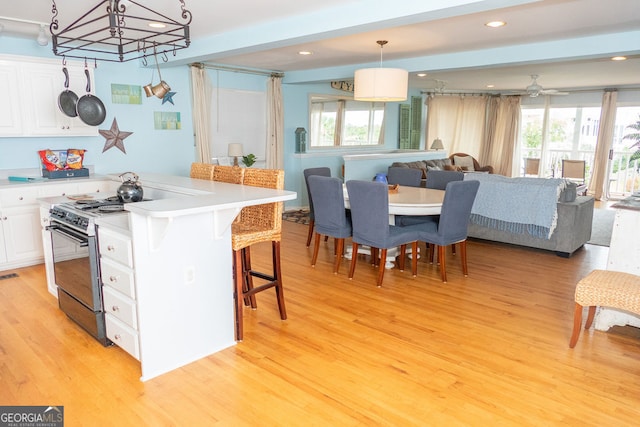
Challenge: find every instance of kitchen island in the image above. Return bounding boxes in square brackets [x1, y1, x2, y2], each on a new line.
[39, 173, 296, 381]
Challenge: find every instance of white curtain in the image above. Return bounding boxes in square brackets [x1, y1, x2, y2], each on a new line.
[482, 96, 521, 176]
[589, 90, 618, 200]
[189, 64, 212, 163]
[426, 95, 487, 156]
[266, 74, 284, 169]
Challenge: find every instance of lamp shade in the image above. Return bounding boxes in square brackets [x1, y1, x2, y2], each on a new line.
[354, 68, 408, 102]
[430, 138, 444, 150]
[228, 143, 244, 157]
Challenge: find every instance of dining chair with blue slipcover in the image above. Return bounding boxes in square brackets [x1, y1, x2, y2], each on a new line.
[416, 179, 480, 283]
[303, 167, 332, 247]
[346, 180, 424, 287]
[387, 167, 423, 187]
[307, 175, 352, 274]
[395, 170, 464, 227]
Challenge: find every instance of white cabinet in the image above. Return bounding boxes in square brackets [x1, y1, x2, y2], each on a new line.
[0, 54, 99, 137]
[0, 187, 43, 269]
[98, 225, 140, 360]
[0, 62, 24, 136]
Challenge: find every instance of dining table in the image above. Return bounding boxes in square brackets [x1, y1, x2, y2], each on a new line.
[343, 184, 445, 268]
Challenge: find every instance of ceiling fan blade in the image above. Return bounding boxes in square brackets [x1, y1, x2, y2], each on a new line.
[540, 89, 569, 95]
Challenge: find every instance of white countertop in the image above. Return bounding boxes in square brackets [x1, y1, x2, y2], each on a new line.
[36, 172, 296, 219]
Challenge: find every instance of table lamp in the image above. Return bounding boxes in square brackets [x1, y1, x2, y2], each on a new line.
[430, 138, 444, 150]
[228, 143, 244, 166]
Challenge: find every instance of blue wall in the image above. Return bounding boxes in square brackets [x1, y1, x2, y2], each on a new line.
[0, 35, 415, 208]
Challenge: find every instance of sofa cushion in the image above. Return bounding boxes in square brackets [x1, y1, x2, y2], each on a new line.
[453, 155, 475, 171]
[424, 159, 451, 170]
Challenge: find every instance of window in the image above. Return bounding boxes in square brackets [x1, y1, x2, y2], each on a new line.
[309, 95, 385, 148]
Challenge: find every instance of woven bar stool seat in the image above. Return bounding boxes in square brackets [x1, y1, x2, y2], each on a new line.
[231, 168, 286, 341]
[569, 269, 640, 348]
[190, 162, 215, 180]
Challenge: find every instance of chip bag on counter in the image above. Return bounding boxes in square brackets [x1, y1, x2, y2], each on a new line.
[66, 149, 86, 169]
[38, 149, 67, 171]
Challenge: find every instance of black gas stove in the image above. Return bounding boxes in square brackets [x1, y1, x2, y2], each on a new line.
[49, 196, 127, 235]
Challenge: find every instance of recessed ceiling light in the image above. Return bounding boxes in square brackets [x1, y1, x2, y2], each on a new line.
[148, 22, 166, 28]
[485, 21, 506, 28]
[611, 56, 627, 61]
[298, 51, 313, 56]
[486, 84, 495, 88]
[417, 73, 427, 77]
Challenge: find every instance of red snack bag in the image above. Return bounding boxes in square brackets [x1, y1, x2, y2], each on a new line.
[38, 149, 66, 171]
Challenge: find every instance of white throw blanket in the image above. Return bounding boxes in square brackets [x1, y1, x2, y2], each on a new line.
[463, 173, 565, 239]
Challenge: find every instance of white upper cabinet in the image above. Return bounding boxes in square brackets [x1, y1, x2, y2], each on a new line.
[0, 54, 99, 137]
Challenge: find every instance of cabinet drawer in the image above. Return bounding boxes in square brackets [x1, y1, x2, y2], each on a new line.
[103, 286, 137, 329]
[98, 228, 133, 267]
[0, 187, 40, 207]
[77, 180, 115, 194]
[38, 183, 78, 198]
[100, 257, 135, 298]
[105, 315, 140, 360]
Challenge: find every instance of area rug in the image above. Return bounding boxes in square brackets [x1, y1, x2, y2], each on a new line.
[283, 209, 310, 225]
[587, 209, 615, 247]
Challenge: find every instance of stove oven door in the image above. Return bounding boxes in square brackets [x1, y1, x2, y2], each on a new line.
[49, 222, 101, 311]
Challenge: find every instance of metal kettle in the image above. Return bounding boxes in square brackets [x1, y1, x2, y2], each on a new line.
[117, 172, 144, 203]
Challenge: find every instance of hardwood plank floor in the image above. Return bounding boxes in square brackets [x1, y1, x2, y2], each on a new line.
[1, 219, 639, 426]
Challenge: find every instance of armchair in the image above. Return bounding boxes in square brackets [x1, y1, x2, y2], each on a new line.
[449, 153, 494, 174]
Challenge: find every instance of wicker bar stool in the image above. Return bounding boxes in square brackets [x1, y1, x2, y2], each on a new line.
[569, 269, 640, 348]
[231, 168, 286, 341]
[190, 162, 215, 180]
[213, 165, 244, 184]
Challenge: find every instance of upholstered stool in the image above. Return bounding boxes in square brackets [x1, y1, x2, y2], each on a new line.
[569, 269, 640, 348]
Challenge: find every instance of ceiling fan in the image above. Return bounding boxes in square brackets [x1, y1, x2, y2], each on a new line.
[516, 74, 569, 97]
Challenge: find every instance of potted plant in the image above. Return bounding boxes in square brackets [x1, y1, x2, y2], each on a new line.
[242, 153, 256, 167]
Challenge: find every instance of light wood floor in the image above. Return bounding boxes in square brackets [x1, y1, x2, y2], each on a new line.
[1, 219, 639, 426]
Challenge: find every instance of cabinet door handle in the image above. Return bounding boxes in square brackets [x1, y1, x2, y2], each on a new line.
[111, 305, 120, 312]
[109, 275, 119, 283]
[114, 334, 121, 341]
[107, 245, 115, 251]
[19, 196, 23, 201]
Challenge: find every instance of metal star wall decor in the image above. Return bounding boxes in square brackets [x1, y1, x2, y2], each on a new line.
[99, 118, 133, 154]
[162, 91, 177, 105]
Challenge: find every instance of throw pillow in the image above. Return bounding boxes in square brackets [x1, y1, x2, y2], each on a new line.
[453, 155, 475, 171]
[559, 181, 577, 202]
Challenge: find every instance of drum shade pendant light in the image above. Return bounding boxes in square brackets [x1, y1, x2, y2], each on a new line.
[354, 40, 408, 102]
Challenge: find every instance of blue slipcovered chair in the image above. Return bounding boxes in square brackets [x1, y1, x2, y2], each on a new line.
[395, 170, 464, 227]
[387, 167, 423, 187]
[303, 167, 331, 247]
[346, 180, 424, 287]
[416, 180, 480, 283]
[307, 175, 352, 274]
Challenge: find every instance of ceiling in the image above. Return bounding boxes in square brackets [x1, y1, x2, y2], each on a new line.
[1, 0, 639, 93]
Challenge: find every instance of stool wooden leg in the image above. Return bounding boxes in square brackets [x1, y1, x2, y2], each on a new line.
[272, 241, 287, 320]
[569, 303, 584, 348]
[585, 306, 597, 329]
[233, 249, 244, 342]
[242, 247, 257, 309]
[398, 244, 406, 272]
[411, 241, 418, 277]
